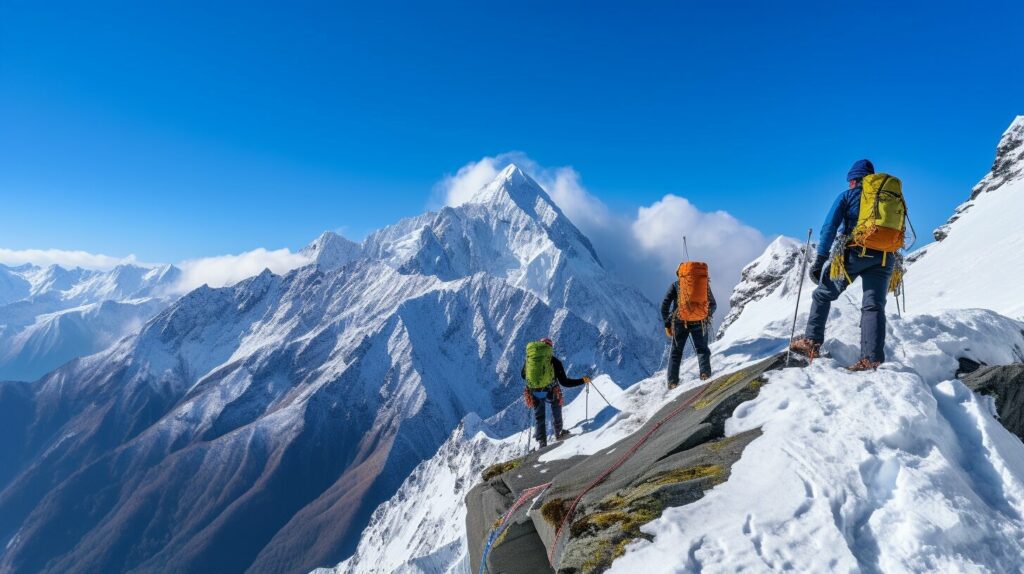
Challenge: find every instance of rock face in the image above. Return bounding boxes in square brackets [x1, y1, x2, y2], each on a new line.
[934, 116, 1023, 242]
[466, 353, 788, 574]
[962, 363, 1024, 440]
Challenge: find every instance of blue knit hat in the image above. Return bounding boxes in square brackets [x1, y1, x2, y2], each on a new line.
[846, 159, 875, 181]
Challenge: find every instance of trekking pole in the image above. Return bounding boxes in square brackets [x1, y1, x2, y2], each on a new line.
[585, 381, 590, 423]
[786, 228, 814, 367]
[589, 378, 615, 409]
[518, 395, 530, 455]
[683, 235, 690, 262]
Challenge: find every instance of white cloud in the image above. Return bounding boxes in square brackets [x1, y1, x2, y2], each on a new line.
[174, 248, 313, 292]
[632, 195, 768, 307]
[435, 155, 509, 207]
[436, 154, 769, 320]
[1, 246, 314, 295]
[0, 248, 142, 270]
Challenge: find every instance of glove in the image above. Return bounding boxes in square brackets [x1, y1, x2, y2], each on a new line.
[582, 376, 591, 384]
[664, 325, 673, 338]
[808, 255, 828, 285]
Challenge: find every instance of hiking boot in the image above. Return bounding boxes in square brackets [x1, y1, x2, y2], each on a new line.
[847, 358, 881, 372]
[700, 373, 711, 381]
[555, 430, 571, 441]
[789, 337, 821, 359]
[536, 438, 547, 449]
[667, 380, 679, 390]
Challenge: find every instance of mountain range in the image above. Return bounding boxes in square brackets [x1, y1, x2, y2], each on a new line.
[0, 165, 660, 574]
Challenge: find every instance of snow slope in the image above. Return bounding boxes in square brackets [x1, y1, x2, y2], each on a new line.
[0, 263, 181, 381]
[908, 115, 1024, 320]
[328, 118, 1024, 574]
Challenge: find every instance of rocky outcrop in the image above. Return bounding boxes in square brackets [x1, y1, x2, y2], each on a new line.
[466, 353, 790, 573]
[717, 237, 804, 340]
[962, 363, 1024, 440]
[934, 116, 1023, 242]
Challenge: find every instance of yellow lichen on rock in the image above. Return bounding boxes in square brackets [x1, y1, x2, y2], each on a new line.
[481, 457, 523, 481]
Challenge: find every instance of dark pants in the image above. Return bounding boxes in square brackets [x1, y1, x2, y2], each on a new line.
[667, 319, 712, 384]
[806, 247, 895, 362]
[532, 386, 563, 442]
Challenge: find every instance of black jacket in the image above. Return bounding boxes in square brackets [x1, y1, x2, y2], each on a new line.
[520, 356, 586, 388]
[661, 281, 717, 327]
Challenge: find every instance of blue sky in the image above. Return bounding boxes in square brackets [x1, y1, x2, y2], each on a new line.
[2, 0, 1022, 264]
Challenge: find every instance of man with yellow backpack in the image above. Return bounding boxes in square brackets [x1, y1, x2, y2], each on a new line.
[661, 261, 717, 389]
[790, 159, 907, 371]
[522, 338, 591, 448]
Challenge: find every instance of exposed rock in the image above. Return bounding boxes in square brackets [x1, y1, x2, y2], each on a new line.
[717, 238, 805, 340]
[934, 116, 1024, 242]
[466, 353, 787, 573]
[962, 363, 1024, 440]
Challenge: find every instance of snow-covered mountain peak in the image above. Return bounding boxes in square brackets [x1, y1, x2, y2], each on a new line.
[717, 235, 805, 340]
[356, 164, 636, 334]
[465, 163, 540, 206]
[302, 231, 363, 270]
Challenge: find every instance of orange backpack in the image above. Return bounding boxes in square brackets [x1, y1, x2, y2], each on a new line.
[676, 262, 709, 322]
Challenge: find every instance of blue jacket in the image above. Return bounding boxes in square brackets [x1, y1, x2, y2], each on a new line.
[817, 186, 861, 257]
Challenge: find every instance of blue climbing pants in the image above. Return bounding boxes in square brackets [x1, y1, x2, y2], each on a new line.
[805, 247, 895, 362]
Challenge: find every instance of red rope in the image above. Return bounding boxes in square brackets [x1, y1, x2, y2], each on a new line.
[504, 482, 552, 525]
[547, 381, 715, 562]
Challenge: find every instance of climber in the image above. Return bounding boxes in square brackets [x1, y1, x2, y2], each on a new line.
[661, 262, 717, 389]
[522, 337, 590, 448]
[790, 159, 905, 372]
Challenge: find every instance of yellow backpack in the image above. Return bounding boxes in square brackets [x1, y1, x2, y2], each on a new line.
[851, 173, 907, 253]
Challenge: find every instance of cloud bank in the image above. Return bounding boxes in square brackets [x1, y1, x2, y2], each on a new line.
[0, 248, 142, 271]
[174, 248, 313, 292]
[436, 154, 769, 321]
[1, 246, 312, 295]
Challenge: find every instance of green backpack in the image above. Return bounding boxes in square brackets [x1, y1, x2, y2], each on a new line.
[525, 341, 555, 389]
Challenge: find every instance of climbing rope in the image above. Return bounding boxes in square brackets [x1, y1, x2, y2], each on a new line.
[547, 380, 716, 563]
[478, 482, 553, 574]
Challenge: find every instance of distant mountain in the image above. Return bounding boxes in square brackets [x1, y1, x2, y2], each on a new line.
[0, 263, 181, 381]
[0, 165, 660, 574]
